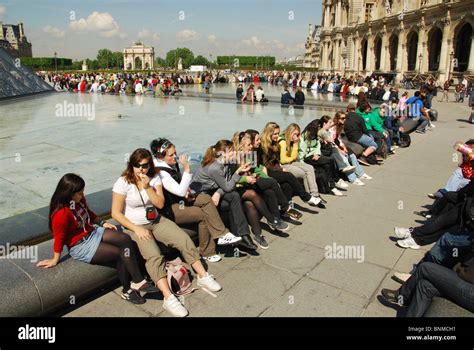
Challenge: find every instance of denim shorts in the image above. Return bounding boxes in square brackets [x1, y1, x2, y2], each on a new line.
[69, 226, 105, 263]
[357, 134, 378, 150]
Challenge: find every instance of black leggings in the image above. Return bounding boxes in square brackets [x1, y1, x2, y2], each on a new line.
[255, 177, 289, 218]
[239, 189, 275, 235]
[267, 169, 311, 202]
[90, 229, 144, 292]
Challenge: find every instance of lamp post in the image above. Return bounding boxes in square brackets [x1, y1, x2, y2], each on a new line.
[358, 57, 361, 75]
[54, 51, 57, 73]
[210, 54, 212, 69]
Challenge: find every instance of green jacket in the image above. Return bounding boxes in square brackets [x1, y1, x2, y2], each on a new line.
[298, 132, 321, 160]
[356, 107, 385, 133]
[237, 164, 269, 185]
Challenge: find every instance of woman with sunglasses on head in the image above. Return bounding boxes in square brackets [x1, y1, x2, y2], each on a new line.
[260, 122, 324, 208]
[37, 173, 160, 305]
[190, 140, 258, 251]
[150, 138, 241, 263]
[111, 148, 222, 317]
[231, 131, 290, 249]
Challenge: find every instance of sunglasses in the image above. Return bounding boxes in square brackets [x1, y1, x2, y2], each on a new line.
[134, 162, 150, 169]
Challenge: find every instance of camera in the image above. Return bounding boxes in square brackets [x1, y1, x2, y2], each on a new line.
[146, 207, 160, 222]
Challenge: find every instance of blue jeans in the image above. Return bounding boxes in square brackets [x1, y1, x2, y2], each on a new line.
[357, 134, 378, 150]
[445, 167, 471, 192]
[344, 153, 365, 182]
[400, 262, 474, 317]
[427, 232, 473, 265]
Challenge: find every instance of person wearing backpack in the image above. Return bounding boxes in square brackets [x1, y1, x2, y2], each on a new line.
[150, 138, 241, 263]
[112, 148, 223, 317]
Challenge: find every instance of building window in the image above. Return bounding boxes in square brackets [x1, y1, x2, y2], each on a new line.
[365, 3, 374, 22]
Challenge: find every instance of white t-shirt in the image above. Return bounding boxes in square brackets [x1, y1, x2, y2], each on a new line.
[255, 89, 264, 101]
[112, 175, 162, 225]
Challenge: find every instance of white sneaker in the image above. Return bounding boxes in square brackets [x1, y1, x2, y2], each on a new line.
[391, 145, 399, 149]
[306, 196, 321, 206]
[341, 165, 356, 173]
[353, 178, 365, 186]
[392, 272, 412, 284]
[203, 254, 222, 263]
[430, 123, 436, 128]
[397, 237, 420, 250]
[331, 188, 344, 196]
[217, 232, 242, 245]
[197, 273, 222, 292]
[163, 295, 189, 317]
[360, 174, 373, 180]
[336, 179, 349, 189]
[394, 227, 411, 239]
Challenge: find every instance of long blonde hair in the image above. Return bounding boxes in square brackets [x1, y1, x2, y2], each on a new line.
[282, 123, 300, 157]
[232, 131, 252, 165]
[261, 122, 280, 157]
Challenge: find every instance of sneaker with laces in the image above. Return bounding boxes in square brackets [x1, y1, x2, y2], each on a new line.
[203, 254, 222, 263]
[217, 232, 242, 245]
[392, 272, 412, 284]
[268, 219, 289, 232]
[352, 178, 365, 186]
[121, 289, 146, 304]
[238, 234, 257, 250]
[253, 234, 269, 249]
[306, 196, 322, 206]
[397, 236, 420, 250]
[336, 179, 349, 189]
[360, 174, 373, 180]
[197, 273, 222, 292]
[394, 227, 412, 239]
[163, 294, 188, 317]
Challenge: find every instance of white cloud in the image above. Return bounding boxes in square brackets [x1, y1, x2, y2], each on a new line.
[0, 5, 6, 16]
[208, 34, 217, 44]
[69, 11, 123, 38]
[272, 40, 286, 50]
[42, 25, 65, 38]
[137, 29, 160, 41]
[176, 29, 199, 41]
[241, 36, 262, 48]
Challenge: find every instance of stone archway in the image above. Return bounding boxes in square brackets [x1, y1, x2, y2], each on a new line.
[389, 34, 398, 71]
[453, 22, 472, 72]
[374, 36, 382, 71]
[123, 43, 155, 71]
[407, 31, 418, 71]
[428, 27, 443, 71]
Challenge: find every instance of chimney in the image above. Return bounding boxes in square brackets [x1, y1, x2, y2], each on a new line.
[19, 23, 24, 38]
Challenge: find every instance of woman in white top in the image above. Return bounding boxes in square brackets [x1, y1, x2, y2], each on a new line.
[112, 148, 222, 317]
[150, 138, 241, 263]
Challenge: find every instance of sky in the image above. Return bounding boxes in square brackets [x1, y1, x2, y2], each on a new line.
[0, 0, 322, 61]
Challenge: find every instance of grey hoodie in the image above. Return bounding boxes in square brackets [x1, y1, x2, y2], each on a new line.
[190, 161, 241, 196]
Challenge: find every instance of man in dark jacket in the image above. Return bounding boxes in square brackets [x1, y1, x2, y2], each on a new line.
[344, 104, 377, 165]
[294, 87, 305, 106]
[281, 86, 294, 105]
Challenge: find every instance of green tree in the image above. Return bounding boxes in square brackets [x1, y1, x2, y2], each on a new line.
[155, 57, 166, 67]
[192, 55, 209, 66]
[111, 51, 123, 69]
[165, 47, 194, 69]
[96, 48, 113, 69]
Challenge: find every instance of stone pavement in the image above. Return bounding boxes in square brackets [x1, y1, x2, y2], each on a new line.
[63, 100, 473, 317]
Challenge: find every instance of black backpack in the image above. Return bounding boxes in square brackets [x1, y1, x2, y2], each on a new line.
[399, 133, 411, 148]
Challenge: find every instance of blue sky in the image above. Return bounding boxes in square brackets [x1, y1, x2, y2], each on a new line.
[0, 0, 322, 60]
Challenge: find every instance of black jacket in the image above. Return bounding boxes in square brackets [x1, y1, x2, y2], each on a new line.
[344, 111, 369, 143]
